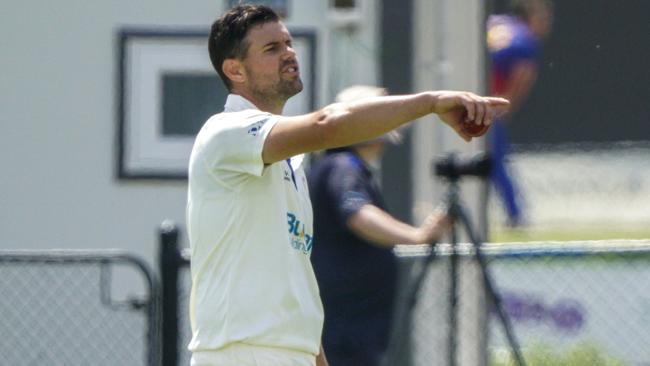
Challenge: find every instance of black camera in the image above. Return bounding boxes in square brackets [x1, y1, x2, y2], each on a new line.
[433, 152, 492, 179]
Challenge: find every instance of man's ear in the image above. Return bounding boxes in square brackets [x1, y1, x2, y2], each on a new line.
[222, 59, 245, 85]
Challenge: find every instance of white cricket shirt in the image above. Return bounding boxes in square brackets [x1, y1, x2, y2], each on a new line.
[186, 94, 323, 356]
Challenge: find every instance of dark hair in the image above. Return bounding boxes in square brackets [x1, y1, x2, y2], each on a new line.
[208, 5, 280, 91]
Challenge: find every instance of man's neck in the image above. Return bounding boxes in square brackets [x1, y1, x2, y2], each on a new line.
[233, 89, 285, 115]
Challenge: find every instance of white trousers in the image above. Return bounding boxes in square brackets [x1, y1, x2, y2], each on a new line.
[190, 343, 316, 366]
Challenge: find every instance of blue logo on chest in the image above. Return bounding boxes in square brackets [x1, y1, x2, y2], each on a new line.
[287, 212, 313, 254]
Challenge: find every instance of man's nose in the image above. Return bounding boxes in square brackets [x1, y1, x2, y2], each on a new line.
[283, 45, 297, 59]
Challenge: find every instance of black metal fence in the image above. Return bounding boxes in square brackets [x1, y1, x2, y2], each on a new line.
[159, 221, 192, 366]
[0, 250, 159, 366]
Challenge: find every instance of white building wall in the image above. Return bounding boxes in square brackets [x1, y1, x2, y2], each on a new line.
[323, 0, 381, 102]
[1, 0, 480, 266]
[0, 1, 351, 266]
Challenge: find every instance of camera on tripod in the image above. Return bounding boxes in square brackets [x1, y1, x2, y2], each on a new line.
[388, 150, 527, 366]
[433, 152, 492, 180]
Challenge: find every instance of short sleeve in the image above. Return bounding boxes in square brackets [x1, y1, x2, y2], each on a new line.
[326, 158, 374, 224]
[201, 111, 278, 177]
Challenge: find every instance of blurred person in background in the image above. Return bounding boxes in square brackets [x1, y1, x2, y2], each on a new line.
[487, 0, 553, 227]
[308, 85, 452, 366]
[188, 4, 509, 365]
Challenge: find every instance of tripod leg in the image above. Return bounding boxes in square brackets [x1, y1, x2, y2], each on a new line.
[449, 225, 459, 366]
[384, 243, 440, 366]
[455, 205, 527, 366]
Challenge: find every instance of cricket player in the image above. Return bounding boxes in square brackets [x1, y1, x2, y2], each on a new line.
[187, 4, 510, 365]
[487, 0, 553, 226]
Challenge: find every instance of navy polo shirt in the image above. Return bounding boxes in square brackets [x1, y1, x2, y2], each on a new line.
[308, 148, 397, 360]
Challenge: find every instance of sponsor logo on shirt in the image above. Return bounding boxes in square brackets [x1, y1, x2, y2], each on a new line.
[287, 212, 313, 254]
[247, 118, 269, 136]
[283, 169, 292, 183]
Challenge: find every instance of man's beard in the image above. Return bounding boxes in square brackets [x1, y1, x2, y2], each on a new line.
[276, 77, 303, 100]
[251, 77, 303, 105]
[247, 65, 303, 107]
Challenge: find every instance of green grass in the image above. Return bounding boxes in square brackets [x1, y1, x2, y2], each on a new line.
[489, 226, 650, 243]
[490, 342, 627, 366]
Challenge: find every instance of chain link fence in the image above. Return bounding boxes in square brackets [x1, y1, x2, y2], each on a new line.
[0, 250, 159, 366]
[5, 231, 647, 366]
[3, 224, 647, 366]
[160, 226, 650, 366]
[390, 241, 650, 366]
[484, 241, 650, 366]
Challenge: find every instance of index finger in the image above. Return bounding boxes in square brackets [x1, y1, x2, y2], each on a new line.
[486, 97, 511, 119]
[486, 96, 510, 106]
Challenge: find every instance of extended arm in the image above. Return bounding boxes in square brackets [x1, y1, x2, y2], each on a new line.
[347, 204, 450, 247]
[262, 91, 510, 164]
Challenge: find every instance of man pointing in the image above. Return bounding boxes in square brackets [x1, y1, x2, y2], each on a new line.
[186, 4, 510, 366]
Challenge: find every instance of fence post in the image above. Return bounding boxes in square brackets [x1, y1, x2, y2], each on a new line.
[159, 220, 180, 366]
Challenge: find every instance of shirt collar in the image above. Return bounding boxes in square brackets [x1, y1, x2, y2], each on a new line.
[224, 94, 259, 113]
